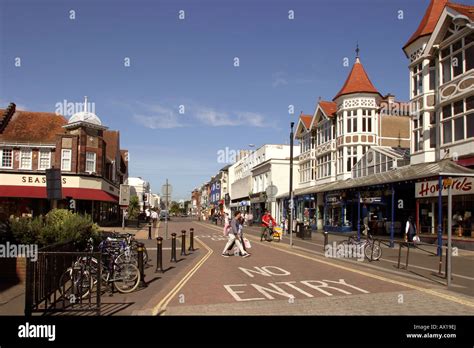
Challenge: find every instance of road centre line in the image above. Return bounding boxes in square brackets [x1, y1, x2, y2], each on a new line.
[196, 222, 474, 308]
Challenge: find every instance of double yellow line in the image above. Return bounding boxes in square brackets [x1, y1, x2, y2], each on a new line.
[152, 235, 213, 315]
[198, 222, 474, 309]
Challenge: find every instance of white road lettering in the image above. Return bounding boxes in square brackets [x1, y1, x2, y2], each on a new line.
[261, 266, 291, 276]
[251, 283, 294, 300]
[238, 267, 272, 278]
[300, 280, 352, 296]
[224, 279, 369, 302]
[223, 284, 265, 302]
[275, 281, 314, 298]
[323, 279, 370, 294]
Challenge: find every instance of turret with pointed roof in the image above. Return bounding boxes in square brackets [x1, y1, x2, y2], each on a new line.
[333, 56, 380, 101]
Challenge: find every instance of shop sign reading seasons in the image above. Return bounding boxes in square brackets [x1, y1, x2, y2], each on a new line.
[22, 176, 67, 185]
[415, 177, 473, 198]
[0, 173, 118, 196]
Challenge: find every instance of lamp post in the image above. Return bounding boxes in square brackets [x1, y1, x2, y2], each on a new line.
[289, 122, 294, 247]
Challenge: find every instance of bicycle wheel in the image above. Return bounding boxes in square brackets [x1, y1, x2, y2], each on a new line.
[115, 251, 136, 266]
[58, 268, 92, 300]
[364, 243, 382, 261]
[113, 263, 140, 293]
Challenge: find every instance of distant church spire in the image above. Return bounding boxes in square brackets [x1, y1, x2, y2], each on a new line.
[355, 43, 360, 62]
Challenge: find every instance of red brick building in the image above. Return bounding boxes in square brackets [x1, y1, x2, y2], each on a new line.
[0, 100, 128, 224]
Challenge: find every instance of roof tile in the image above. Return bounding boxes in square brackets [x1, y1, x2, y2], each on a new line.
[333, 58, 380, 100]
[0, 110, 67, 143]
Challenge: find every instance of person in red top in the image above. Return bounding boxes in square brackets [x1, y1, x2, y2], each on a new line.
[261, 210, 276, 241]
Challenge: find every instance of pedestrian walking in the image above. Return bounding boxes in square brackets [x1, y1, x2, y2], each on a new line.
[222, 211, 250, 258]
[151, 209, 158, 228]
[405, 216, 417, 243]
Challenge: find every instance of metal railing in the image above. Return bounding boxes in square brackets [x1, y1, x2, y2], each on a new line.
[25, 245, 102, 316]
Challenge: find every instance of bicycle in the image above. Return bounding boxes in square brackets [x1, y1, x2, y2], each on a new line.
[59, 237, 141, 297]
[342, 229, 382, 261]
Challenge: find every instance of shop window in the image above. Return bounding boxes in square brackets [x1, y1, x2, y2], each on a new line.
[39, 150, 51, 170]
[20, 149, 32, 170]
[61, 149, 72, 171]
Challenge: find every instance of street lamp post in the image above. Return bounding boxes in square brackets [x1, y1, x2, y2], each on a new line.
[289, 122, 294, 247]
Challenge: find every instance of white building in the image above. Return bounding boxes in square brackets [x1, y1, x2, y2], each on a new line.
[149, 193, 161, 209]
[402, 0, 473, 165]
[125, 176, 151, 211]
[228, 144, 300, 222]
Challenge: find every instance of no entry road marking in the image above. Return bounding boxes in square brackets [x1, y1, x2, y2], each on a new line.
[197, 222, 474, 309]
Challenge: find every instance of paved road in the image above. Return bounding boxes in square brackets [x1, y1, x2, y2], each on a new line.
[154, 219, 474, 315]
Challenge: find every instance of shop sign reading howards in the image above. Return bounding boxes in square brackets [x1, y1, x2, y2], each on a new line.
[415, 177, 473, 198]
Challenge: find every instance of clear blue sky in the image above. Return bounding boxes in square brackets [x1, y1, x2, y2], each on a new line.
[0, 0, 431, 200]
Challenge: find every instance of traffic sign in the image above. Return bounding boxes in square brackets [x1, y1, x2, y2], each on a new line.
[119, 184, 130, 206]
[266, 185, 278, 200]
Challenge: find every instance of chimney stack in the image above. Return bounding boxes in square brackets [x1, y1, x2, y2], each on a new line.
[0, 102, 16, 133]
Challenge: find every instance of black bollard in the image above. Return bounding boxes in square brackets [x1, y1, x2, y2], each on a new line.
[181, 230, 187, 256]
[137, 242, 147, 288]
[155, 237, 163, 273]
[148, 223, 152, 240]
[188, 228, 195, 252]
[323, 231, 328, 251]
[170, 233, 177, 262]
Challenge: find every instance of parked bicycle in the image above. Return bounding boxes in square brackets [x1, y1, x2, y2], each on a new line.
[59, 235, 142, 299]
[342, 227, 382, 261]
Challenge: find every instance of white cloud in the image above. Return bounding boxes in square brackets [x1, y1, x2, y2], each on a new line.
[133, 103, 184, 129]
[194, 106, 265, 127]
[129, 101, 266, 129]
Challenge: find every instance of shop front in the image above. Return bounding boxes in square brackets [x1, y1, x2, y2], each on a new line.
[295, 194, 317, 229]
[0, 173, 120, 224]
[250, 192, 267, 224]
[416, 177, 474, 239]
[324, 191, 352, 233]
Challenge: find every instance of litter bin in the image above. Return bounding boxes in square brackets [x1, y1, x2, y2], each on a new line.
[296, 223, 304, 238]
[302, 225, 312, 240]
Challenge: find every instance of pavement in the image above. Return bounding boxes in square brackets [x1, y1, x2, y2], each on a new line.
[0, 221, 204, 316]
[1, 217, 473, 316]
